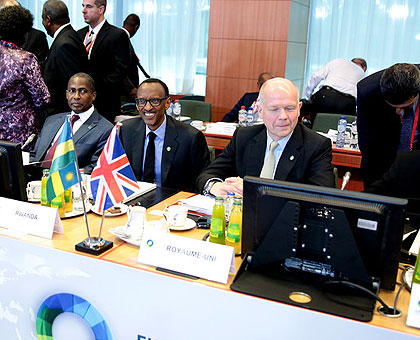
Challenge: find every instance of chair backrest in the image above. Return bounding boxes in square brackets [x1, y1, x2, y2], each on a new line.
[179, 100, 212, 121]
[312, 113, 356, 133]
[179, 95, 205, 102]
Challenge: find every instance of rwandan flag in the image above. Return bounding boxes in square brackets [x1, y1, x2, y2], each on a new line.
[46, 117, 79, 202]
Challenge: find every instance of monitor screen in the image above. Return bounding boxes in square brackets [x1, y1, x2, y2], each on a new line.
[241, 176, 407, 291]
[0, 140, 27, 201]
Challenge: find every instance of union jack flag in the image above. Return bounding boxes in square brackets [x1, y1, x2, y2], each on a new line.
[90, 125, 139, 212]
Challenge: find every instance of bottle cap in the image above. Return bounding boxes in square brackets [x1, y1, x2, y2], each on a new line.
[241, 106, 245, 109]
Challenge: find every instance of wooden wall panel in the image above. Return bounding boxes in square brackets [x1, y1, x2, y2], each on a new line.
[209, 1, 290, 41]
[206, 0, 292, 122]
[207, 39, 287, 79]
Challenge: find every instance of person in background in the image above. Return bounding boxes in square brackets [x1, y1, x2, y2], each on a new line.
[357, 63, 420, 187]
[30, 73, 113, 174]
[77, 0, 131, 123]
[197, 78, 335, 197]
[42, 0, 89, 117]
[121, 13, 150, 103]
[300, 58, 367, 123]
[119, 78, 210, 193]
[0, 0, 49, 71]
[221, 72, 274, 122]
[0, 4, 50, 147]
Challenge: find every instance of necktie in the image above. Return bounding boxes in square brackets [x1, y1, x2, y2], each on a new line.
[260, 141, 279, 179]
[42, 115, 80, 168]
[85, 30, 94, 53]
[399, 107, 414, 152]
[143, 132, 156, 183]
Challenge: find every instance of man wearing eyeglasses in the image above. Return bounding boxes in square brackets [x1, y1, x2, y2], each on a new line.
[119, 78, 210, 193]
[357, 63, 420, 187]
[30, 73, 113, 173]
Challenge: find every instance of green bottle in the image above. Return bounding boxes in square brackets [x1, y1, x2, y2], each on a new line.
[210, 197, 225, 245]
[41, 169, 50, 207]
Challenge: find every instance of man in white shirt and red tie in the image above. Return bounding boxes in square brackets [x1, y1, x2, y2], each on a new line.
[77, 0, 131, 123]
[30, 73, 113, 173]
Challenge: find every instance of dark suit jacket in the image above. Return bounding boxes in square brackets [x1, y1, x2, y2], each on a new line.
[119, 115, 210, 193]
[78, 21, 131, 122]
[22, 28, 49, 71]
[366, 150, 420, 198]
[357, 65, 420, 186]
[43, 25, 88, 116]
[30, 109, 113, 173]
[196, 123, 335, 191]
[222, 92, 259, 122]
[121, 40, 140, 98]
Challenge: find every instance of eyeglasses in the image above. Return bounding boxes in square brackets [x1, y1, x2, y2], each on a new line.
[135, 97, 168, 108]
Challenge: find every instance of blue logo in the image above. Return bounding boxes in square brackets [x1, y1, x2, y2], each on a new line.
[147, 239, 154, 247]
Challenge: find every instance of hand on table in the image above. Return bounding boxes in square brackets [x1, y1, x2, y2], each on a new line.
[210, 177, 243, 198]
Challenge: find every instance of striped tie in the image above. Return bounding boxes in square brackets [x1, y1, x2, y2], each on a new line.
[85, 30, 94, 53]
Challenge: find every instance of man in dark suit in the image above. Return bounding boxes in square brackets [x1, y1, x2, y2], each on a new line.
[357, 63, 420, 187]
[42, 0, 88, 116]
[121, 13, 150, 103]
[22, 28, 49, 70]
[222, 72, 274, 122]
[365, 150, 420, 199]
[198, 78, 335, 197]
[30, 73, 113, 174]
[77, 0, 131, 123]
[119, 78, 210, 193]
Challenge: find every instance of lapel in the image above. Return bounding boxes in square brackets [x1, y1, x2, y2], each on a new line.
[161, 117, 179, 184]
[246, 127, 267, 176]
[73, 108, 99, 144]
[91, 21, 109, 57]
[38, 113, 67, 160]
[131, 119, 146, 179]
[274, 125, 303, 180]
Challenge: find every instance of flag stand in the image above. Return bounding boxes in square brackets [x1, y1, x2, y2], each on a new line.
[70, 116, 113, 256]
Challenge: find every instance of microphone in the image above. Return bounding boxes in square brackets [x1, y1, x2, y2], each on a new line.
[341, 171, 351, 190]
[22, 133, 36, 149]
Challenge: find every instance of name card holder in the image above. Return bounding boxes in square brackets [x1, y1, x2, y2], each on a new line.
[138, 226, 235, 284]
[0, 197, 63, 239]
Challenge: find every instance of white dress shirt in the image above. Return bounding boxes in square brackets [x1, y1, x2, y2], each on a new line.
[303, 59, 365, 100]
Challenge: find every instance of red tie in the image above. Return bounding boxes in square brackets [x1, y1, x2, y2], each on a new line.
[42, 115, 80, 168]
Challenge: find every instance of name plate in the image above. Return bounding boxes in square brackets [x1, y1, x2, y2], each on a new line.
[0, 197, 63, 239]
[407, 282, 420, 328]
[138, 226, 235, 284]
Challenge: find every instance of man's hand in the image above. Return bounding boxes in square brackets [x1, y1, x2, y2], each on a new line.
[210, 177, 243, 198]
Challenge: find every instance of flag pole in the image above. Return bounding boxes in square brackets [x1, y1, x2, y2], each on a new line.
[68, 115, 92, 242]
[98, 211, 105, 240]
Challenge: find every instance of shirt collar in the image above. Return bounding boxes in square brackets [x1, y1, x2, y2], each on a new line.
[266, 129, 293, 151]
[145, 115, 167, 140]
[71, 105, 95, 124]
[53, 23, 71, 40]
[122, 27, 131, 39]
[90, 19, 106, 35]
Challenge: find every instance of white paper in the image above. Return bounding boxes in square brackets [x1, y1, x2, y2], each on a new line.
[178, 194, 214, 215]
[138, 226, 235, 284]
[205, 122, 237, 136]
[0, 197, 63, 239]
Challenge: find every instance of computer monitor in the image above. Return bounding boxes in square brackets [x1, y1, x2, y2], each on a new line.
[240, 176, 407, 291]
[0, 140, 27, 201]
[231, 176, 408, 321]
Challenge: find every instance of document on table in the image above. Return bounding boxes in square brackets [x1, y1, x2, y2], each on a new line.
[178, 195, 214, 215]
